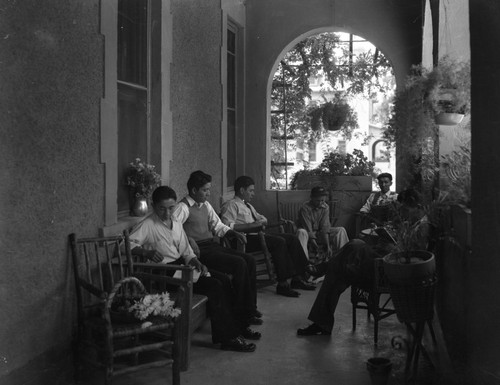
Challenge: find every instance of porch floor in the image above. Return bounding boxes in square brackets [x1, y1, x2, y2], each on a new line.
[82, 281, 457, 385]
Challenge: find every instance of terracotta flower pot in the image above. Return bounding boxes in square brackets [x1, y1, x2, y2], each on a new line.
[383, 251, 437, 323]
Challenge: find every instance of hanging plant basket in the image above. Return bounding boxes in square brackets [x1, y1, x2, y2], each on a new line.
[322, 101, 349, 131]
[435, 112, 464, 126]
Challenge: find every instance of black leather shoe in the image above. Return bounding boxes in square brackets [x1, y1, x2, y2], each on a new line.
[306, 262, 327, 278]
[221, 336, 256, 352]
[248, 316, 263, 325]
[241, 327, 261, 340]
[297, 323, 331, 336]
[291, 279, 316, 291]
[276, 284, 300, 297]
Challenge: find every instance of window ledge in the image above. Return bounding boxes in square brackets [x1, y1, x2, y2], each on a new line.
[99, 214, 148, 237]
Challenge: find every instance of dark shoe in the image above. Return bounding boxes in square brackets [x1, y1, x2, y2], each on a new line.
[248, 316, 263, 325]
[241, 327, 261, 340]
[297, 323, 331, 336]
[276, 284, 300, 297]
[291, 278, 316, 291]
[306, 262, 327, 278]
[254, 309, 263, 318]
[221, 336, 256, 352]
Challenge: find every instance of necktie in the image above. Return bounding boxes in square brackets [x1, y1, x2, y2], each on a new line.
[245, 202, 258, 221]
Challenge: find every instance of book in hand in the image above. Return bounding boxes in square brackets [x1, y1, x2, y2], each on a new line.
[374, 226, 397, 244]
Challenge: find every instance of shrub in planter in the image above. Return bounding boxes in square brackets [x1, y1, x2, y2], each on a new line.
[290, 149, 375, 190]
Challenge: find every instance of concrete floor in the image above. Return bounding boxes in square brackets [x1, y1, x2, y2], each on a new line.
[82, 281, 456, 385]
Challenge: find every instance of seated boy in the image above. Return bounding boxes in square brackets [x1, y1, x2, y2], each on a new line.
[172, 170, 262, 325]
[129, 185, 258, 352]
[296, 186, 349, 261]
[220, 175, 315, 298]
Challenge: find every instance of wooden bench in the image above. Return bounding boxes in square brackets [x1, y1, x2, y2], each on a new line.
[128, 260, 208, 372]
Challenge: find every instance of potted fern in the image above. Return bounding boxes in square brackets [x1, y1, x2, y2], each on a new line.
[427, 57, 470, 126]
[381, 190, 439, 323]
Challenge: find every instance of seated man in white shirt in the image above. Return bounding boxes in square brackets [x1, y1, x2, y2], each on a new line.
[172, 170, 262, 327]
[220, 175, 315, 298]
[129, 186, 257, 352]
[359, 172, 398, 228]
[295, 186, 349, 261]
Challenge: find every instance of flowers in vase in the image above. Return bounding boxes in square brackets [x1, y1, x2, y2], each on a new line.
[126, 158, 162, 198]
[128, 292, 181, 321]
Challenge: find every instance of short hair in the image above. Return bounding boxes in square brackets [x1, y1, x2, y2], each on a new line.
[187, 170, 212, 192]
[152, 186, 177, 204]
[234, 176, 255, 194]
[310, 186, 328, 197]
[397, 189, 421, 207]
[377, 172, 393, 181]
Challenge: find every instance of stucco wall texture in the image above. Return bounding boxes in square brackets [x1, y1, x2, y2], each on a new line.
[0, 0, 103, 378]
[170, 0, 224, 201]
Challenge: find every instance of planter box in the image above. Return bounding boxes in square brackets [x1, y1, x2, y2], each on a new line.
[295, 175, 372, 191]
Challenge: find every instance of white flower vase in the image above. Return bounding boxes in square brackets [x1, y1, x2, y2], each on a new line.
[132, 196, 148, 217]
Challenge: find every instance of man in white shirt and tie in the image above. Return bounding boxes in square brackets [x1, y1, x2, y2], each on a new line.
[221, 175, 315, 298]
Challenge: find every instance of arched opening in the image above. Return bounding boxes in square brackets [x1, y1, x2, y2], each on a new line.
[267, 31, 396, 190]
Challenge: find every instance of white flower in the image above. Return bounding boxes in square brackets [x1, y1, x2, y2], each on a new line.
[128, 292, 181, 321]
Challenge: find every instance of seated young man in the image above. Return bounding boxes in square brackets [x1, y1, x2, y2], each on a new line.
[129, 186, 257, 351]
[359, 172, 398, 227]
[295, 186, 349, 262]
[172, 170, 262, 325]
[220, 175, 315, 298]
[297, 189, 426, 336]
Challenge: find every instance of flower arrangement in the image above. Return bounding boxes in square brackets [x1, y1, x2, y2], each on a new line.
[126, 158, 162, 199]
[128, 292, 181, 321]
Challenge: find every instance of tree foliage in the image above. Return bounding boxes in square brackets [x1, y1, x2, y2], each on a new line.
[271, 32, 394, 188]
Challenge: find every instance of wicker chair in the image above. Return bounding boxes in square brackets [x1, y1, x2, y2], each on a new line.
[350, 257, 396, 345]
[69, 230, 193, 385]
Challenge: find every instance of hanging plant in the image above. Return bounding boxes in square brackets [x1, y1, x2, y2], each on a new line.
[427, 57, 471, 116]
[321, 101, 349, 131]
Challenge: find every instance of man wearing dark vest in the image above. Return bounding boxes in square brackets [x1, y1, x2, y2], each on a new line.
[172, 170, 263, 330]
[220, 175, 315, 298]
[359, 172, 398, 226]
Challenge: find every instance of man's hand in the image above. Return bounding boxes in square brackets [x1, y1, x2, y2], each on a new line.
[144, 249, 164, 263]
[188, 237, 201, 258]
[188, 257, 209, 276]
[227, 229, 247, 244]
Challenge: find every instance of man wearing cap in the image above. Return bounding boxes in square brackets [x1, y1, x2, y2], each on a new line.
[296, 186, 349, 261]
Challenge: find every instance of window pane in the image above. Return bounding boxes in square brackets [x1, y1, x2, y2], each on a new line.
[227, 52, 235, 109]
[117, 83, 148, 212]
[227, 29, 235, 53]
[227, 110, 236, 185]
[118, 0, 148, 86]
